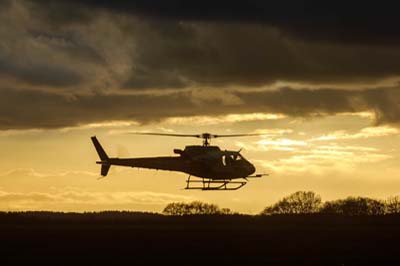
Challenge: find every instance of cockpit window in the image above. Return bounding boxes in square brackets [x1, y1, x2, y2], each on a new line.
[234, 154, 243, 161]
[222, 153, 243, 166]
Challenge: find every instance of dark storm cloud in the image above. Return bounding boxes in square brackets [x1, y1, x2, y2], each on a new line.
[0, 86, 399, 130]
[0, 57, 84, 87]
[0, 0, 11, 9]
[242, 87, 400, 126]
[1, 1, 400, 130]
[30, 0, 400, 44]
[361, 89, 400, 125]
[1, 0, 400, 90]
[236, 88, 357, 117]
[122, 22, 400, 87]
[0, 88, 194, 129]
[6, 0, 397, 90]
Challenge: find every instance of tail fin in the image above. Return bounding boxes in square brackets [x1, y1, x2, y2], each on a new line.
[91, 136, 111, 176]
[91, 136, 109, 161]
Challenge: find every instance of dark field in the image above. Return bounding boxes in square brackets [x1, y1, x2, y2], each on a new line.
[1, 212, 400, 265]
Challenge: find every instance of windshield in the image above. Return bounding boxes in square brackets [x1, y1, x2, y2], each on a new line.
[222, 153, 244, 166]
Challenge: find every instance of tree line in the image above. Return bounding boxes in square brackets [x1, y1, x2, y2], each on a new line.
[163, 201, 233, 215]
[163, 191, 400, 216]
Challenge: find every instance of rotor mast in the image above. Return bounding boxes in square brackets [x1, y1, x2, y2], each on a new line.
[201, 133, 212, 146]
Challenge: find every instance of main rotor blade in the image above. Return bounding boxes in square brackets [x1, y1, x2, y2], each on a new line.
[130, 132, 202, 138]
[129, 132, 265, 140]
[212, 133, 265, 138]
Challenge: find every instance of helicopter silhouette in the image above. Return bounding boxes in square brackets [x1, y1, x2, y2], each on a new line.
[91, 133, 267, 190]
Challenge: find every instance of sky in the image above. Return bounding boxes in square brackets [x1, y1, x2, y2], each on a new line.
[0, 0, 400, 213]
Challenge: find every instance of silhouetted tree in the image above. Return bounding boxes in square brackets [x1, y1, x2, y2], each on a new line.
[220, 208, 232, 215]
[261, 191, 322, 215]
[320, 197, 385, 215]
[163, 201, 231, 215]
[386, 196, 400, 214]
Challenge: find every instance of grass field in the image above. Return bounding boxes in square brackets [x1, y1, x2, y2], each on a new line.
[1, 212, 399, 265]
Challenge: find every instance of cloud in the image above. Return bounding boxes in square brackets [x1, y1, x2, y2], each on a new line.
[257, 139, 307, 147]
[241, 123, 397, 173]
[0, 189, 196, 211]
[248, 138, 308, 151]
[257, 144, 391, 174]
[0, 88, 192, 129]
[0, 0, 11, 12]
[28, 1, 400, 45]
[0, 86, 400, 130]
[163, 113, 285, 126]
[0, 168, 98, 178]
[236, 87, 400, 126]
[0, 168, 197, 211]
[2, 1, 400, 93]
[310, 125, 400, 141]
[1, 1, 400, 130]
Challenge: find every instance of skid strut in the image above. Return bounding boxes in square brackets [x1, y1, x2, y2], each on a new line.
[185, 175, 247, 191]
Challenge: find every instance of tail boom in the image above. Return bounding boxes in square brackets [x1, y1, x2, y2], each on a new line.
[91, 136, 184, 176]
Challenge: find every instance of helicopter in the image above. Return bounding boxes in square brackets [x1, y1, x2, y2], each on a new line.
[91, 133, 268, 190]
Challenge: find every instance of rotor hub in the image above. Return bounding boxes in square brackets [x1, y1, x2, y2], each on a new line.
[201, 133, 212, 146]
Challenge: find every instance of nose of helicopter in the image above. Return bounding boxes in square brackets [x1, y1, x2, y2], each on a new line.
[248, 163, 256, 175]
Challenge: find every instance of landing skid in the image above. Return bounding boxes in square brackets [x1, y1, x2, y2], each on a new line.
[185, 175, 247, 191]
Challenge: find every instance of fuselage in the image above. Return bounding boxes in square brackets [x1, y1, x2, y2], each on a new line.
[105, 145, 256, 179]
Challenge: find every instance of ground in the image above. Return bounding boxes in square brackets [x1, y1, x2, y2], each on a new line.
[1, 212, 399, 265]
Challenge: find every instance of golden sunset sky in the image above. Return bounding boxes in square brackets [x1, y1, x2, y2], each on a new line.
[1, 1, 400, 213]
